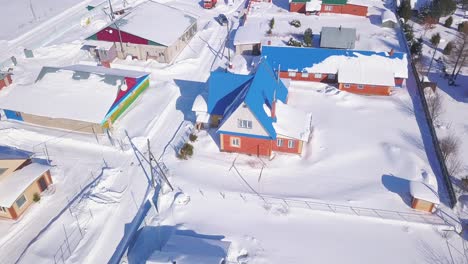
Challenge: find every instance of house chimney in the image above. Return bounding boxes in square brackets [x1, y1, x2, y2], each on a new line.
[271, 88, 277, 119]
[389, 48, 394, 57]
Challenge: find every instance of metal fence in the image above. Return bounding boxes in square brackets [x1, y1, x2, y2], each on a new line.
[395, 9, 458, 208]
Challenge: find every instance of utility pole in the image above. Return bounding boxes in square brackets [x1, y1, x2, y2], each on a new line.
[226, 19, 232, 69]
[147, 139, 156, 188]
[108, 0, 115, 20]
[424, 42, 439, 82]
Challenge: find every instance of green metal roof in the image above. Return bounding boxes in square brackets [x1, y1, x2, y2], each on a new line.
[322, 0, 347, 5]
[291, 0, 310, 3]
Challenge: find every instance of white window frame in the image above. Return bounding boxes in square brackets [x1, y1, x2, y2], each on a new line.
[288, 71, 296, 77]
[231, 137, 240, 148]
[238, 119, 252, 129]
[314, 73, 322, 79]
[328, 74, 336, 80]
[288, 140, 295, 149]
[277, 138, 284, 147]
[0, 206, 6, 212]
[324, 5, 333, 11]
[301, 72, 309, 78]
[343, 83, 350, 88]
[15, 194, 27, 209]
[357, 84, 364, 89]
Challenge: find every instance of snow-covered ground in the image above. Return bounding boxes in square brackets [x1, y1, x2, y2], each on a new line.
[410, 6, 468, 219]
[243, 0, 402, 52]
[0, 0, 466, 263]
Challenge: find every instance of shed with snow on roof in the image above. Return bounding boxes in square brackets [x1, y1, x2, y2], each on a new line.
[0, 65, 150, 133]
[86, 0, 197, 63]
[320, 26, 356, 49]
[0, 72, 12, 91]
[234, 24, 263, 55]
[192, 95, 209, 130]
[0, 146, 53, 220]
[409, 181, 439, 212]
[381, 10, 397, 28]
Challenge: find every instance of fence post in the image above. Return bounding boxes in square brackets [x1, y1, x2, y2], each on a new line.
[63, 224, 72, 256]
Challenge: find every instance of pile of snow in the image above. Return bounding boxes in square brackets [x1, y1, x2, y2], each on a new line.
[273, 101, 312, 141]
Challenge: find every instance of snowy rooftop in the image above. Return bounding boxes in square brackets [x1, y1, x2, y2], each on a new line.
[0, 163, 51, 207]
[0, 65, 146, 124]
[263, 46, 408, 85]
[147, 234, 231, 264]
[306, 0, 322, 11]
[61, 64, 148, 78]
[234, 24, 264, 45]
[110, 0, 197, 46]
[382, 10, 397, 23]
[0, 145, 32, 160]
[192, 95, 207, 113]
[82, 39, 115, 50]
[409, 181, 440, 204]
[273, 101, 312, 141]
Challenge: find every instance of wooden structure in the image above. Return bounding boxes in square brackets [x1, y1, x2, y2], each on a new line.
[0, 72, 12, 90]
[0, 146, 52, 220]
[409, 181, 439, 213]
[86, 1, 197, 64]
[0, 65, 150, 133]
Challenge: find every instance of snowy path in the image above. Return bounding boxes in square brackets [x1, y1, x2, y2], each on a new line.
[0, 0, 95, 67]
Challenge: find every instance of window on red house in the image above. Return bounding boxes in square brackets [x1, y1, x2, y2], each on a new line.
[277, 138, 283, 147]
[288, 140, 295, 148]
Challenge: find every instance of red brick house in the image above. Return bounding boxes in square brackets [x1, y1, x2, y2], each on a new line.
[263, 46, 408, 96]
[206, 62, 312, 157]
[290, 0, 368, 17]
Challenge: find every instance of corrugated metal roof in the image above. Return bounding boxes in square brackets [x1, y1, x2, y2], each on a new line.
[0, 145, 32, 160]
[322, 0, 347, 5]
[320, 26, 356, 49]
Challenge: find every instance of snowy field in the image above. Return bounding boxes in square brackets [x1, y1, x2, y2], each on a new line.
[410, 6, 468, 218]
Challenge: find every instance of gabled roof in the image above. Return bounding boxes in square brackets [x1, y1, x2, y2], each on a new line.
[0, 145, 32, 160]
[0, 163, 51, 207]
[322, 0, 347, 5]
[0, 65, 147, 124]
[207, 71, 253, 115]
[320, 27, 356, 49]
[382, 10, 398, 23]
[99, 1, 197, 47]
[262, 46, 408, 84]
[215, 61, 290, 139]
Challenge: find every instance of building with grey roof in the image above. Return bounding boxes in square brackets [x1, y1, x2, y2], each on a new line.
[320, 26, 356, 49]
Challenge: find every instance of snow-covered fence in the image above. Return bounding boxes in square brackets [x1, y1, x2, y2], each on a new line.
[232, 191, 458, 229]
[161, 120, 194, 158]
[395, 7, 457, 208]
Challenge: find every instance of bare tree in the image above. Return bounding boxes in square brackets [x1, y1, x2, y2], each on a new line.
[446, 26, 468, 84]
[425, 90, 444, 121]
[439, 134, 462, 176]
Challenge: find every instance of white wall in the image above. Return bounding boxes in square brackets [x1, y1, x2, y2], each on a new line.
[219, 103, 269, 137]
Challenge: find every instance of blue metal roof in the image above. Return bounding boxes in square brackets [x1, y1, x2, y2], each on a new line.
[262, 46, 406, 72]
[207, 71, 253, 115]
[211, 61, 289, 139]
[0, 145, 32, 160]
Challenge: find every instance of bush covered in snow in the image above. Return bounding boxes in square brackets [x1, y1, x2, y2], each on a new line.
[287, 38, 302, 47]
[189, 133, 198, 142]
[303, 28, 313, 47]
[33, 193, 41, 202]
[443, 41, 454, 55]
[289, 20, 301, 28]
[444, 16, 453, 28]
[179, 143, 194, 159]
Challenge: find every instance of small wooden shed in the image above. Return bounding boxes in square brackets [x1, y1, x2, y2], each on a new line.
[192, 95, 209, 130]
[409, 181, 439, 213]
[0, 72, 12, 90]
